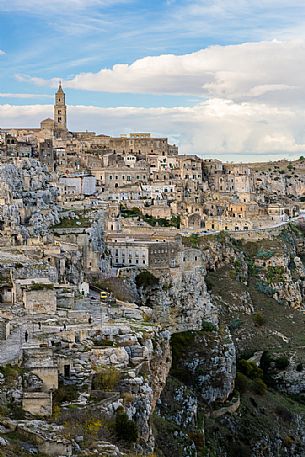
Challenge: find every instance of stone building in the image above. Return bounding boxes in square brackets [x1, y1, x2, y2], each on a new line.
[96, 166, 150, 189]
[59, 174, 97, 196]
[13, 278, 57, 314]
[54, 82, 67, 131]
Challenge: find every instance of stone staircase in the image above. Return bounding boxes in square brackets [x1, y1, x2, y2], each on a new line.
[0, 327, 23, 366]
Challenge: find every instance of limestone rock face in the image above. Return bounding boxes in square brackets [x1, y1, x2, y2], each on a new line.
[254, 170, 305, 198]
[167, 326, 236, 409]
[155, 377, 200, 457]
[0, 159, 59, 240]
[23, 372, 44, 392]
[90, 347, 130, 368]
[139, 268, 217, 333]
[182, 328, 236, 404]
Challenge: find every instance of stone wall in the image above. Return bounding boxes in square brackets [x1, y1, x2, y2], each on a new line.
[22, 392, 52, 416]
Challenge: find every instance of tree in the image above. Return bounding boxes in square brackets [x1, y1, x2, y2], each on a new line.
[115, 411, 138, 443]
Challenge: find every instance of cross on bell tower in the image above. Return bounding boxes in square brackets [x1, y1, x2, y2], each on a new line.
[54, 81, 67, 130]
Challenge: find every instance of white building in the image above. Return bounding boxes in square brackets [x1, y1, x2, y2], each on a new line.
[108, 240, 149, 267]
[59, 175, 96, 196]
[142, 183, 176, 199]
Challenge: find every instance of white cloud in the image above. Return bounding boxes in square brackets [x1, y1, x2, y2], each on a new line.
[1, 100, 305, 161]
[24, 40, 305, 108]
[0, 93, 52, 99]
[0, 50, 5, 56]
[11, 39, 305, 160]
[0, 0, 126, 12]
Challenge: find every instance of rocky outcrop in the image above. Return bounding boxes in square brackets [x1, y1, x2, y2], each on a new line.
[0, 159, 59, 241]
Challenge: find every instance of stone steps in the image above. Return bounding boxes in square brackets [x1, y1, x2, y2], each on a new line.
[0, 327, 23, 366]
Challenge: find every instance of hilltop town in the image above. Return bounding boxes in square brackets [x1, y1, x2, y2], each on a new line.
[0, 86, 304, 456]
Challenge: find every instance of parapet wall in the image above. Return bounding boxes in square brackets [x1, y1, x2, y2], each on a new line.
[228, 224, 289, 242]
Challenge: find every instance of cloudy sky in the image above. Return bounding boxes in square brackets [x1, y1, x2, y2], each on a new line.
[1, 0, 305, 161]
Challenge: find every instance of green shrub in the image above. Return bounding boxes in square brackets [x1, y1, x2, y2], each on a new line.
[171, 331, 196, 361]
[275, 356, 289, 370]
[238, 359, 263, 380]
[52, 216, 91, 229]
[235, 372, 250, 393]
[275, 405, 294, 422]
[266, 266, 285, 284]
[29, 283, 54, 290]
[229, 318, 242, 331]
[115, 411, 138, 443]
[120, 206, 141, 218]
[255, 281, 276, 296]
[143, 214, 180, 228]
[216, 231, 227, 243]
[189, 233, 199, 248]
[53, 384, 78, 404]
[188, 430, 204, 450]
[135, 270, 159, 289]
[256, 248, 274, 259]
[252, 312, 266, 327]
[228, 443, 251, 457]
[92, 367, 121, 391]
[0, 365, 21, 386]
[251, 378, 267, 395]
[283, 435, 295, 447]
[170, 366, 191, 385]
[11, 404, 25, 420]
[120, 206, 180, 228]
[201, 320, 216, 332]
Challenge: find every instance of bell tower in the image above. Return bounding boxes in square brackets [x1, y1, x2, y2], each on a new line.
[54, 82, 67, 130]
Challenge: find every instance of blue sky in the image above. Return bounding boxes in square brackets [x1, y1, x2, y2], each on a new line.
[2, 0, 305, 160]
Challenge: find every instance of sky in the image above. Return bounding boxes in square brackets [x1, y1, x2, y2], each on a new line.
[1, 1, 305, 161]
